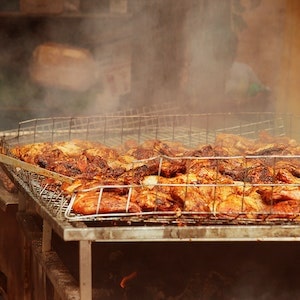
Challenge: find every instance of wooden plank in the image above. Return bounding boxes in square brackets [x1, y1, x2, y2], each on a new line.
[42, 220, 52, 252]
[32, 239, 80, 300]
[0, 154, 74, 184]
[18, 213, 80, 299]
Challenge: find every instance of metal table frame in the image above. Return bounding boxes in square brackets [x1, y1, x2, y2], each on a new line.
[16, 190, 300, 300]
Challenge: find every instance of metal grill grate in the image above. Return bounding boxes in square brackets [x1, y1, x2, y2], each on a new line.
[2, 112, 300, 224]
[2, 113, 291, 145]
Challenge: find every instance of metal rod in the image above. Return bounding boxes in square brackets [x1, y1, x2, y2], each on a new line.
[79, 240, 92, 300]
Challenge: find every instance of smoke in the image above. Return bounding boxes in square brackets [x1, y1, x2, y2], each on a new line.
[86, 1, 238, 113]
[0, 0, 287, 130]
[181, 1, 236, 112]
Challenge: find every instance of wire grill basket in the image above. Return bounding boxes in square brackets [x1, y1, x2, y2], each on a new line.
[2, 112, 300, 225]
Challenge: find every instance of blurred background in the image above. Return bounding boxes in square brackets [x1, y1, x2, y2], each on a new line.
[0, 0, 298, 129]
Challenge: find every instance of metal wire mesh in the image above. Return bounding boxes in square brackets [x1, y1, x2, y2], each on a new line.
[3, 112, 292, 145]
[2, 112, 300, 224]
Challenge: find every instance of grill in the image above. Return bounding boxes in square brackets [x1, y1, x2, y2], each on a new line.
[2, 112, 300, 231]
[2, 112, 300, 300]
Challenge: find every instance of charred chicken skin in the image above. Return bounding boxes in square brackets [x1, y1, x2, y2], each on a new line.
[9, 132, 300, 220]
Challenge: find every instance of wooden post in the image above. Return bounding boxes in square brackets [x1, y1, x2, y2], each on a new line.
[278, 0, 300, 114]
[42, 220, 52, 253]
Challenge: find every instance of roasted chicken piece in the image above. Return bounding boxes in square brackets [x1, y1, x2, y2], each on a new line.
[11, 142, 54, 164]
[72, 191, 141, 215]
[257, 167, 300, 205]
[132, 189, 182, 211]
[258, 186, 300, 205]
[212, 157, 245, 181]
[139, 173, 224, 213]
[268, 200, 300, 219]
[120, 142, 187, 179]
[117, 156, 187, 185]
[11, 140, 105, 161]
[258, 131, 298, 150]
[215, 132, 300, 156]
[214, 191, 266, 219]
[171, 186, 211, 213]
[132, 175, 186, 211]
[245, 144, 287, 156]
[11, 140, 120, 177]
[124, 139, 181, 159]
[275, 168, 300, 184]
[135, 173, 210, 212]
[183, 144, 215, 157]
[245, 163, 275, 184]
[215, 133, 257, 155]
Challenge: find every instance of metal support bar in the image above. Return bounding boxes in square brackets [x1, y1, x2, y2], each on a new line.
[79, 240, 92, 300]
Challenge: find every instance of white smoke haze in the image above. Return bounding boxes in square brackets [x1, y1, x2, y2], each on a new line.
[0, 0, 287, 130]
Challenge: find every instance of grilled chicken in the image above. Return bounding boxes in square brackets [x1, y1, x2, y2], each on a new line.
[9, 133, 300, 220]
[73, 192, 141, 215]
